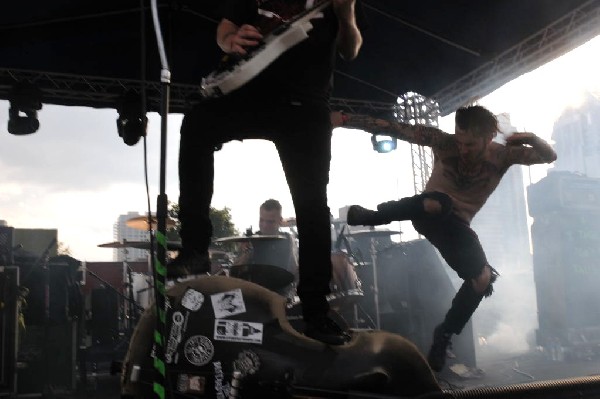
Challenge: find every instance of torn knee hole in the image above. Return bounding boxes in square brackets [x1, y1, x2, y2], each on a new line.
[423, 198, 443, 214]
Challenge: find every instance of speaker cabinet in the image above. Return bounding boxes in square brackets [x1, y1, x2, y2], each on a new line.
[0, 267, 19, 396]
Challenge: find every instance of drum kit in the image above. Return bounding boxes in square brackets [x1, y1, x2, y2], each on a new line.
[96, 214, 402, 331]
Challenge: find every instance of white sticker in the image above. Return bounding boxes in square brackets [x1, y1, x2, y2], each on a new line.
[214, 320, 263, 344]
[177, 374, 206, 394]
[165, 311, 187, 364]
[213, 362, 231, 399]
[184, 335, 215, 366]
[181, 289, 204, 311]
[211, 289, 246, 318]
[233, 350, 261, 377]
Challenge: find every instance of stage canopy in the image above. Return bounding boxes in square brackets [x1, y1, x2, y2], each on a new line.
[1, 0, 600, 116]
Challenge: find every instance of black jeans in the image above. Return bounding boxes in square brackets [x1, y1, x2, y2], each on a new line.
[178, 93, 333, 320]
[412, 213, 489, 334]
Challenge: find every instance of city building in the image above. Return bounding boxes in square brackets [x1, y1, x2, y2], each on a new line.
[552, 92, 600, 177]
[113, 212, 150, 261]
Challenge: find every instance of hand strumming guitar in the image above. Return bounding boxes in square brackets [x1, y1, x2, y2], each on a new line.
[217, 19, 263, 55]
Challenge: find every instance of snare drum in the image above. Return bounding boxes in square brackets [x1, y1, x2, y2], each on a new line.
[328, 251, 363, 309]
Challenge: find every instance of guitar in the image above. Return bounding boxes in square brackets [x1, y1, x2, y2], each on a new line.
[200, 0, 332, 99]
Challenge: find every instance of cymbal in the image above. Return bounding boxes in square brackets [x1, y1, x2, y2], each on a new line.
[349, 230, 402, 238]
[229, 264, 294, 290]
[126, 215, 177, 231]
[214, 235, 286, 244]
[98, 240, 182, 250]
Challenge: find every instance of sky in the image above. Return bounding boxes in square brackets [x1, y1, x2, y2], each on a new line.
[2, 35, 600, 262]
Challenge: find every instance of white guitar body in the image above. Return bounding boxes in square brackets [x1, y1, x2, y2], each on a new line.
[200, 1, 330, 98]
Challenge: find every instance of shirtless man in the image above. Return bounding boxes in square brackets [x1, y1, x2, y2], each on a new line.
[333, 105, 557, 371]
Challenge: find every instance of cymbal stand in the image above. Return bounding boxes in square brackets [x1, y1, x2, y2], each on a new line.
[123, 258, 140, 332]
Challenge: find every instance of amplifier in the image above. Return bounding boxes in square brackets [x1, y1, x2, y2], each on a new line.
[0, 266, 19, 396]
[0, 227, 14, 266]
[528, 172, 600, 217]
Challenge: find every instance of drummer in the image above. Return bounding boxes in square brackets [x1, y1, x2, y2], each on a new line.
[234, 199, 299, 287]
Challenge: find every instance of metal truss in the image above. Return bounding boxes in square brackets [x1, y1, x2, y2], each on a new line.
[434, 0, 600, 115]
[394, 92, 438, 195]
[0, 67, 438, 195]
[0, 68, 397, 116]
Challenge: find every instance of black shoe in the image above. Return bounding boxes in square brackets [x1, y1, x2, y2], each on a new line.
[167, 249, 210, 279]
[347, 205, 391, 226]
[427, 324, 453, 372]
[304, 316, 350, 346]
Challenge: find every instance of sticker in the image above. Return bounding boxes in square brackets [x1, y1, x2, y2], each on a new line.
[165, 311, 187, 364]
[181, 289, 204, 311]
[177, 374, 206, 394]
[184, 335, 215, 366]
[214, 320, 263, 344]
[211, 289, 246, 318]
[213, 361, 231, 399]
[233, 350, 261, 377]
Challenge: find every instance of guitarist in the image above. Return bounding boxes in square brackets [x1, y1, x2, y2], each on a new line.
[172, 0, 362, 346]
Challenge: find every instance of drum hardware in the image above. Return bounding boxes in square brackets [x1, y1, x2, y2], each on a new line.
[125, 215, 177, 231]
[347, 229, 402, 238]
[329, 251, 363, 311]
[97, 240, 182, 251]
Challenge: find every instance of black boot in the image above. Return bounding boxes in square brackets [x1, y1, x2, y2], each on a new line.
[427, 324, 453, 372]
[347, 205, 391, 226]
[377, 196, 426, 220]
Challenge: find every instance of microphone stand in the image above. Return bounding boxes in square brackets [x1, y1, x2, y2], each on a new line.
[149, 1, 170, 397]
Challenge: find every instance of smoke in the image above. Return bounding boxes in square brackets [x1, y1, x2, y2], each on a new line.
[473, 269, 538, 361]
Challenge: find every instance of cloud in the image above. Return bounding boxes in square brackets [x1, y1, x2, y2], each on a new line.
[0, 104, 182, 193]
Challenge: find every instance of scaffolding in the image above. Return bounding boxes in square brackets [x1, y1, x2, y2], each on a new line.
[395, 92, 439, 195]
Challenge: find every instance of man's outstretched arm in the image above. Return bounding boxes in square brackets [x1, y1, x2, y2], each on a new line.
[331, 111, 451, 148]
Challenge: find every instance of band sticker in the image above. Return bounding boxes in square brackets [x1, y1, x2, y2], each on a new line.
[211, 289, 246, 318]
[165, 311, 188, 364]
[176, 374, 206, 394]
[213, 361, 231, 399]
[181, 288, 204, 311]
[233, 350, 261, 377]
[184, 335, 215, 366]
[214, 320, 263, 344]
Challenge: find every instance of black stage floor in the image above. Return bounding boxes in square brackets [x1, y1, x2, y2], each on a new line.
[26, 348, 599, 399]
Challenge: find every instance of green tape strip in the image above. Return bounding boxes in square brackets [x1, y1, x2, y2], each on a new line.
[153, 382, 165, 399]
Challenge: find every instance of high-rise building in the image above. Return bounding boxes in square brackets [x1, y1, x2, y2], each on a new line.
[113, 212, 150, 261]
[552, 92, 600, 177]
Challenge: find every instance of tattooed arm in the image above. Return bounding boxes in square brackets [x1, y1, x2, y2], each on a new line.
[331, 111, 452, 148]
[505, 132, 557, 165]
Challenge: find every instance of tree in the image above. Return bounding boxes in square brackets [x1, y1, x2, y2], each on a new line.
[57, 241, 72, 256]
[167, 202, 239, 242]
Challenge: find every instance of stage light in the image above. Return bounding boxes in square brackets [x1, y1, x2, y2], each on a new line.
[116, 90, 147, 146]
[371, 134, 397, 153]
[7, 82, 42, 136]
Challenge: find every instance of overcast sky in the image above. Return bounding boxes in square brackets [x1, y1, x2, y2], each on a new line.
[2, 36, 600, 262]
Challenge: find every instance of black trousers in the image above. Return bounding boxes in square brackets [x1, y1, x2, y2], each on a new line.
[412, 213, 488, 335]
[178, 92, 333, 319]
